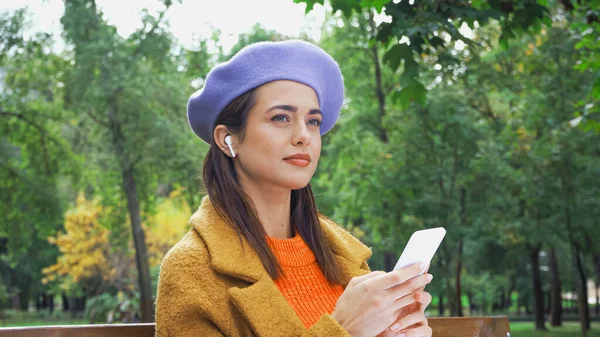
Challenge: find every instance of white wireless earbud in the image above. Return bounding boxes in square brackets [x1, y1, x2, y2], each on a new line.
[224, 135, 236, 157]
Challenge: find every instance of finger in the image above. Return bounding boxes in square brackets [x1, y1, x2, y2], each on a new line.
[390, 302, 428, 332]
[423, 263, 430, 274]
[414, 291, 432, 306]
[402, 313, 427, 331]
[390, 290, 430, 313]
[387, 273, 432, 300]
[391, 291, 420, 312]
[348, 270, 386, 288]
[381, 262, 426, 289]
[389, 310, 427, 333]
[399, 324, 432, 337]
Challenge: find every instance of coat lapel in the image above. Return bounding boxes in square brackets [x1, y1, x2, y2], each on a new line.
[191, 196, 372, 336]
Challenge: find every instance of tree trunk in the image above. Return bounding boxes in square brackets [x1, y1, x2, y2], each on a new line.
[467, 291, 474, 315]
[594, 254, 600, 317]
[18, 284, 29, 311]
[438, 295, 444, 316]
[69, 297, 77, 318]
[530, 245, 547, 330]
[572, 240, 591, 333]
[549, 247, 563, 326]
[446, 276, 458, 316]
[367, 12, 398, 276]
[454, 239, 464, 317]
[107, 98, 153, 322]
[564, 200, 590, 334]
[595, 280, 599, 318]
[368, 11, 388, 143]
[499, 289, 506, 313]
[506, 274, 516, 311]
[42, 293, 48, 310]
[10, 295, 19, 311]
[596, 280, 600, 317]
[454, 187, 467, 317]
[62, 293, 69, 311]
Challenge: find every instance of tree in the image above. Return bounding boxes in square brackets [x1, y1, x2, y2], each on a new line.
[58, 0, 195, 321]
[42, 192, 114, 295]
[298, 0, 554, 106]
[0, 8, 74, 311]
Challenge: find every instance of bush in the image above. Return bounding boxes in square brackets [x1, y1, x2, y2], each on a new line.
[84, 292, 140, 324]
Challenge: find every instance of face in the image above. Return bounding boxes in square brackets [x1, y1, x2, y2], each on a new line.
[233, 80, 322, 191]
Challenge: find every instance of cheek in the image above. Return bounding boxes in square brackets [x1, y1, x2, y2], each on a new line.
[312, 135, 322, 160]
[240, 124, 283, 158]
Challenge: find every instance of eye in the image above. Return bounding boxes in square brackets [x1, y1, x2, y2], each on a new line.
[307, 118, 322, 127]
[271, 114, 290, 123]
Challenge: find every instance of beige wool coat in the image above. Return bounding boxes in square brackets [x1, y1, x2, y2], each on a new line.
[154, 196, 373, 336]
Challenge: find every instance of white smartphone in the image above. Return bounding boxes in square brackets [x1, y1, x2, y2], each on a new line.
[393, 227, 446, 274]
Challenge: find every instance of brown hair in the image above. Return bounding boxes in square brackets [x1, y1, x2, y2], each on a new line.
[202, 88, 344, 284]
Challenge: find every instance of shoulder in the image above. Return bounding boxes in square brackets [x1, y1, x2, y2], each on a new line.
[156, 228, 231, 310]
[160, 229, 209, 271]
[155, 230, 233, 335]
[158, 229, 218, 291]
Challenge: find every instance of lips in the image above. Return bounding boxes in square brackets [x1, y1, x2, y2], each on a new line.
[283, 153, 311, 167]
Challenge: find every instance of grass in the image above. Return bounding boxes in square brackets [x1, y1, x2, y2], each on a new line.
[0, 310, 87, 327]
[1, 319, 89, 327]
[510, 322, 600, 337]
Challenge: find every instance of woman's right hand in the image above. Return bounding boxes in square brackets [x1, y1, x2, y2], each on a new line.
[331, 263, 433, 337]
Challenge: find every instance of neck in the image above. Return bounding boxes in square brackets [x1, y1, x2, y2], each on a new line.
[238, 176, 294, 239]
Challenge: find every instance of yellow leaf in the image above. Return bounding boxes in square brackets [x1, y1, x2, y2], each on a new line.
[525, 44, 535, 56]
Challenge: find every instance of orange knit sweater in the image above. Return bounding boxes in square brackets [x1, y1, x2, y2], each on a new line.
[266, 230, 345, 329]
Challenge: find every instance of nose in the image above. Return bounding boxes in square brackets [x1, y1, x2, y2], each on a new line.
[291, 121, 311, 147]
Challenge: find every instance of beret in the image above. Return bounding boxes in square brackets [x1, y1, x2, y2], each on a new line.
[187, 40, 344, 144]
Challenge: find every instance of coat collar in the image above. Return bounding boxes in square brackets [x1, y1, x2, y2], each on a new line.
[190, 196, 372, 336]
[191, 196, 372, 285]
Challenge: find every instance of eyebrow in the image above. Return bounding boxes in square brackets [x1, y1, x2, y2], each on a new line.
[266, 105, 322, 116]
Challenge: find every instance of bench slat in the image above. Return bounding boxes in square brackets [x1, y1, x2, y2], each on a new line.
[0, 316, 510, 337]
[0, 323, 155, 337]
[429, 316, 510, 337]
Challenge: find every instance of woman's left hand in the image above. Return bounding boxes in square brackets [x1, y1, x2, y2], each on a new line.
[377, 264, 433, 337]
[376, 288, 432, 337]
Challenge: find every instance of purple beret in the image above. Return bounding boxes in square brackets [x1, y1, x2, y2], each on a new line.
[187, 40, 344, 144]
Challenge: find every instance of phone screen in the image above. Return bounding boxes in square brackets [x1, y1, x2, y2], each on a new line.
[393, 227, 446, 273]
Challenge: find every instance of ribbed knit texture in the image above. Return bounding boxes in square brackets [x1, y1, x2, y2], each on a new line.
[266, 230, 345, 329]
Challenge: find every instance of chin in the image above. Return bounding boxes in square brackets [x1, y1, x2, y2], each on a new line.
[277, 176, 312, 190]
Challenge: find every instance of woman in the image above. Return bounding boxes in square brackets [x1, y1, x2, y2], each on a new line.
[155, 40, 433, 337]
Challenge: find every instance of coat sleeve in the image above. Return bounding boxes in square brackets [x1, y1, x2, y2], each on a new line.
[302, 314, 351, 336]
[155, 243, 226, 337]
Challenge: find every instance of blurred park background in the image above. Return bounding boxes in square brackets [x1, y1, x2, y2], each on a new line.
[1, 0, 599, 336]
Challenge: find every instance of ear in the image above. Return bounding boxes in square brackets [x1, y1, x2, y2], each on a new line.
[214, 125, 235, 157]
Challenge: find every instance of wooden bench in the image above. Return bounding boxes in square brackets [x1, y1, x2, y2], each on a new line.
[0, 316, 511, 337]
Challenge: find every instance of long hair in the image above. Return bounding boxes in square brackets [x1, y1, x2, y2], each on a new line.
[202, 88, 344, 284]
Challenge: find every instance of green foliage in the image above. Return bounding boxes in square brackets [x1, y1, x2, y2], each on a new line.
[510, 322, 600, 337]
[1, 0, 209, 316]
[297, 0, 574, 108]
[1, 0, 600, 325]
[85, 292, 140, 323]
[315, 0, 600, 320]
